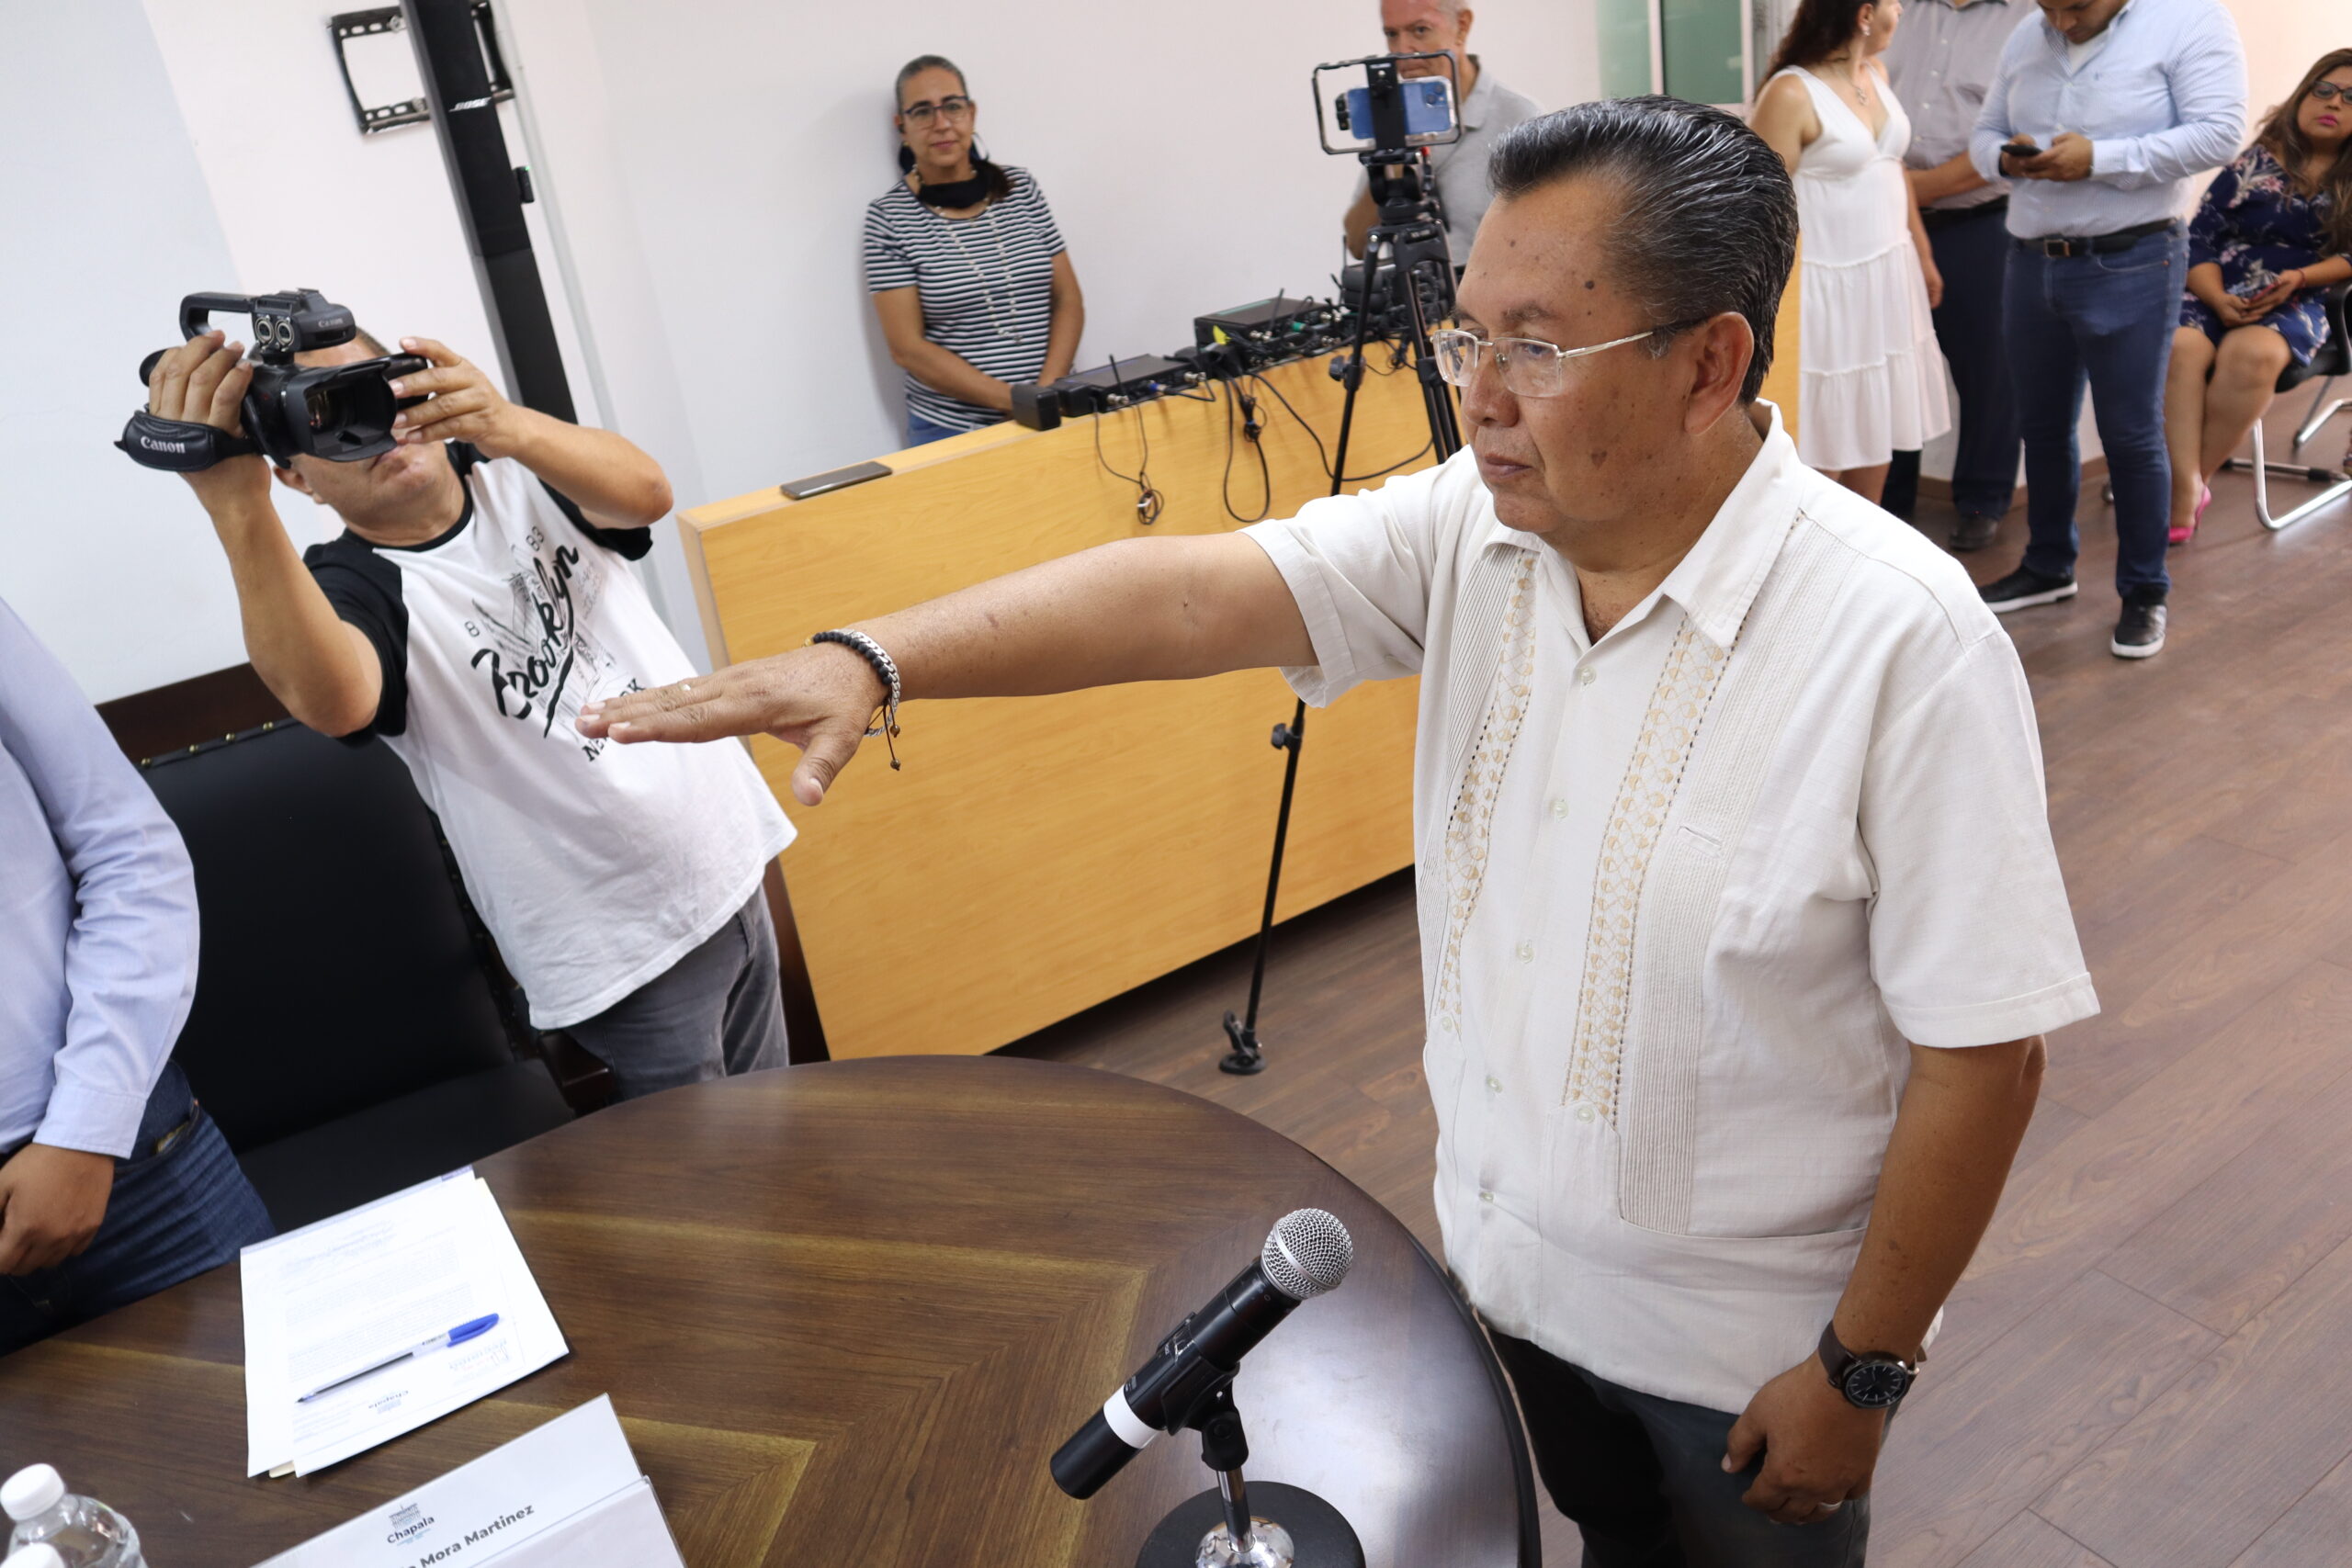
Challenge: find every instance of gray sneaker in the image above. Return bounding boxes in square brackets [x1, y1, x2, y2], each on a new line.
[2111, 589, 2167, 659]
[1980, 566, 2078, 614]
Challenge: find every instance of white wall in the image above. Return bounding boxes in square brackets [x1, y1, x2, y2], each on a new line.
[2222, 0, 2339, 129]
[497, 0, 1603, 510]
[0, 0, 248, 702]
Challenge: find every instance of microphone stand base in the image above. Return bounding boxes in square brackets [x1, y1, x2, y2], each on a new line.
[1219, 1012, 1268, 1076]
[1135, 1483, 1364, 1568]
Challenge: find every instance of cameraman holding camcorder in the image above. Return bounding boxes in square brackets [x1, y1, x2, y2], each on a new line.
[138, 311, 795, 1099]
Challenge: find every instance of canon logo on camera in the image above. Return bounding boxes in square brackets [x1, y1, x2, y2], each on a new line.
[139, 434, 189, 454]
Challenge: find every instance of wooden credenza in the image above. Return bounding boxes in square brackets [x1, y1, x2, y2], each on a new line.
[679, 356, 1432, 1058]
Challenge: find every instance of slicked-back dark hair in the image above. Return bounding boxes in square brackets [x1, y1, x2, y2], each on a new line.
[1488, 96, 1797, 403]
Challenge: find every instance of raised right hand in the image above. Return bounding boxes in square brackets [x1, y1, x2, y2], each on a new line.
[147, 330, 270, 512]
[577, 641, 889, 807]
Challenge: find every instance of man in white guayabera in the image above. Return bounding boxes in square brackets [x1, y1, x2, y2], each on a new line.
[580, 98, 2097, 1567]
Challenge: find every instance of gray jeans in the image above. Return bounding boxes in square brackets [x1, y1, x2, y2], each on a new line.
[1489, 1330, 1872, 1568]
[563, 891, 788, 1100]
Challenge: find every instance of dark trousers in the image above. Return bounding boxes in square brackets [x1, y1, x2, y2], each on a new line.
[0, 1062, 274, 1357]
[1884, 203, 2020, 523]
[2005, 224, 2188, 597]
[564, 891, 788, 1100]
[1489, 1331, 1871, 1568]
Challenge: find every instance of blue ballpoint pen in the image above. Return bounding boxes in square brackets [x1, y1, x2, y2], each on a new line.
[296, 1314, 501, 1403]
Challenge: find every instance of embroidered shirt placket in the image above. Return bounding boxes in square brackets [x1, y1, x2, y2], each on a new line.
[1564, 619, 1732, 1122]
[1430, 553, 1541, 1035]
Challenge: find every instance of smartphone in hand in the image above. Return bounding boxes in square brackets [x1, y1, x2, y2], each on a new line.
[2001, 140, 2041, 160]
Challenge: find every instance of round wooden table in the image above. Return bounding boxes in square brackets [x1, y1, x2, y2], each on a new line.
[0, 1057, 1533, 1567]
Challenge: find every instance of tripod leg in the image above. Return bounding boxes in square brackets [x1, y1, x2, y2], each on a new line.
[1222, 705, 1307, 1075]
[1218, 259, 1387, 1075]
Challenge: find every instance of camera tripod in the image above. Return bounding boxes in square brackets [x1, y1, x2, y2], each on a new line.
[1220, 153, 1464, 1075]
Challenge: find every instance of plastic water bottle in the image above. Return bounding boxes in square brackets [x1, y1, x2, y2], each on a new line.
[1, 1468, 143, 1568]
[8, 1547, 68, 1568]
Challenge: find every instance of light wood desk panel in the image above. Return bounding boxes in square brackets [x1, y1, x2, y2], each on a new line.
[681, 356, 1437, 1058]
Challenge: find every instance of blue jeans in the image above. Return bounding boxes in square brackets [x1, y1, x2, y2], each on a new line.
[0, 1062, 274, 1356]
[1490, 1330, 1871, 1568]
[906, 412, 980, 446]
[2005, 223, 2188, 597]
[1883, 203, 2021, 522]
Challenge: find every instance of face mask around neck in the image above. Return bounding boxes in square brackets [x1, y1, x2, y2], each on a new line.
[916, 167, 993, 209]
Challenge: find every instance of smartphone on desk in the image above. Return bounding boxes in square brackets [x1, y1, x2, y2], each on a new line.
[779, 460, 891, 501]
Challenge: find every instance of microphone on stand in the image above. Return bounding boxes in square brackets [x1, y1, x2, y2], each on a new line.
[1051, 1208, 1355, 1500]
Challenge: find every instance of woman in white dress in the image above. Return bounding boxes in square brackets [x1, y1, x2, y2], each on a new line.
[1754, 0, 1951, 503]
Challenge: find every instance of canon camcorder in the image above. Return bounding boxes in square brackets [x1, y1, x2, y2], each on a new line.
[119, 290, 428, 471]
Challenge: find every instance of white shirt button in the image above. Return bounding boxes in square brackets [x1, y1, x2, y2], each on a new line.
[1573, 1102, 1598, 1124]
[1516, 941, 1534, 964]
[1486, 1075, 1503, 1094]
[1577, 666, 1597, 687]
[1439, 1014, 1456, 1032]
[1550, 797, 1570, 820]
[1480, 1190, 1496, 1203]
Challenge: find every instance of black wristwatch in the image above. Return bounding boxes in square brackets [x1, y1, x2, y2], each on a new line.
[1818, 1321, 1916, 1410]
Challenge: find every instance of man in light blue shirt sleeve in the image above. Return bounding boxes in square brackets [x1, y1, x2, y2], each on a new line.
[0, 594, 271, 1353]
[1966, 0, 2245, 661]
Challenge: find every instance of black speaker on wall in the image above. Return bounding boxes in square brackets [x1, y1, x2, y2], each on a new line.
[401, 0, 576, 423]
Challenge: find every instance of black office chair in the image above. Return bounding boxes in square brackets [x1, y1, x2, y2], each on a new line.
[2223, 280, 2352, 532]
[141, 721, 578, 1231]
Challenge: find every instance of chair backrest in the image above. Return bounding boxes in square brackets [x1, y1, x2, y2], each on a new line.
[141, 721, 517, 1151]
[2315, 283, 2352, 379]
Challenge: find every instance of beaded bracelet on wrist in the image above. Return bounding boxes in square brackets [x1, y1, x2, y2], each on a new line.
[808, 629, 903, 770]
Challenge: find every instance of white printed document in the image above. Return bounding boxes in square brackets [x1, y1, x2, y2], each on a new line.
[242, 1171, 568, 1476]
[256, 1396, 685, 1568]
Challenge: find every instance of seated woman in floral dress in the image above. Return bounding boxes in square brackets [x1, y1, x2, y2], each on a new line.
[2164, 49, 2352, 544]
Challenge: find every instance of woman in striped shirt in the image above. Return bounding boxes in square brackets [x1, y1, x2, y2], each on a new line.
[865, 55, 1086, 445]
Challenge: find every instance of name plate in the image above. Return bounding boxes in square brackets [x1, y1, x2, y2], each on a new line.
[258, 1396, 683, 1568]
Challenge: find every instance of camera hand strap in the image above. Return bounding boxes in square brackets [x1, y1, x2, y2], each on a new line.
[116, 410, 263, 472]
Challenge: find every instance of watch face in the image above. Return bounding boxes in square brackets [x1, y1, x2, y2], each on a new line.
[1843, 1359, 1912, 1409]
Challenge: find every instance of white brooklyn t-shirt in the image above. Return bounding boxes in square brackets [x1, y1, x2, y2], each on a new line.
[304, 443, 793, 1028]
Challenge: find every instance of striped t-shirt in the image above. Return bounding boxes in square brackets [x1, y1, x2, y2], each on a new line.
[863, 166, 1067, 433]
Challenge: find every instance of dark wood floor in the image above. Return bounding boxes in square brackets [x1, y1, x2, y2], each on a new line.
[1006, 390, 2352, 1567]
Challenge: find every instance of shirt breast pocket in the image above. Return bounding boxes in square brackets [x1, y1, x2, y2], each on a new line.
[2080, 59, 2166, 140]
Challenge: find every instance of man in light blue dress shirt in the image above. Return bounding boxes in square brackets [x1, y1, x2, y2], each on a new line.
[0, 595, 271, 1355]
[1968, 0, 2245, 660]
[1881, 0, 2033, 553]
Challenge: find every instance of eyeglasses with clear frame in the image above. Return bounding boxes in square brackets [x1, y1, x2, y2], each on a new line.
[899, 96, 977, 126]
[1429, 324, 1695, 398]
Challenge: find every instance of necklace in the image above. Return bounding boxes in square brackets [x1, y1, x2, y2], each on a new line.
[1818, 54, 1877, 112]
[932, 201, 1021, 343]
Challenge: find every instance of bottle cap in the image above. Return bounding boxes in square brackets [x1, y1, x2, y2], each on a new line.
[5, 1546, 66, 1568]
[0, 1465, 62, 1522]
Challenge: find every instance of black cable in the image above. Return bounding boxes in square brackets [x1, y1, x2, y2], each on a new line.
[1219, 378, 1273, 525]
[1247, 367, 1430, 484]
[1090, 355, 1165, 525]
[1247, 370, 1331, 476]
